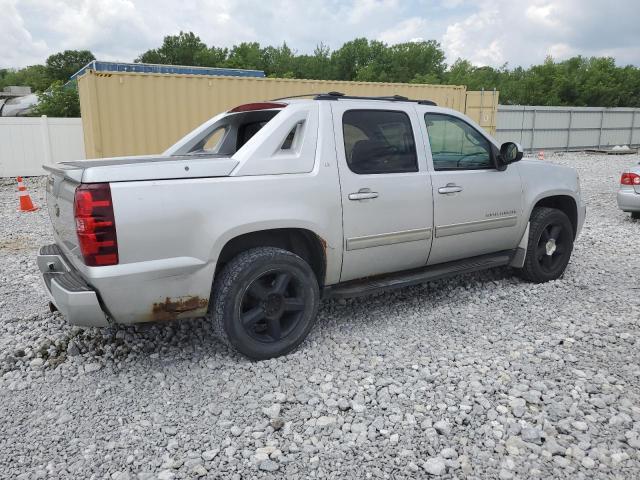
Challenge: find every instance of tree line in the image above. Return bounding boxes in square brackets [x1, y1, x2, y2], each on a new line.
[2, 32, 640, 117]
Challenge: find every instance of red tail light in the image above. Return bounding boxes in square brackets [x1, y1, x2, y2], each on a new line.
[74, 183, 118, 266]
[621, 172, 640, 185]
[228, 102, 285, 113]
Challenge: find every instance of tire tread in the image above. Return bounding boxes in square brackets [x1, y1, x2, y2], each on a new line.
[209, 247, 318, 358]
[519, 207, 573, 283]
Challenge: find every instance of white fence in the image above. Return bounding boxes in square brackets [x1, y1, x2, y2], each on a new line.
[495, 105, 640, 152]
[0, 116, 85, 177]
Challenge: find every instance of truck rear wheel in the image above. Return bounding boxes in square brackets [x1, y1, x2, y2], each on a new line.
[211, 247, 320, 360]
[518, 207, 574, 283]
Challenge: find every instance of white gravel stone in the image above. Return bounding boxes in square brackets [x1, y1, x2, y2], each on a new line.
[422, 457, 446, 475]
[509, 398, 526, 418]
[433, 420, 451, 435]
[262, 404, 281, 419]
[201, 449, 219, 461]
[156, 471, 174, 480]
[316, 416, 336, 428]
[258, 459, 279, 472]
[440, 447, 457, 459]
[572, 421, 589, 432]
[581, 457, 596, 468]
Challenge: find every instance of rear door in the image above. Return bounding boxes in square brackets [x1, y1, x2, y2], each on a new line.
[332, 103, 433, 282]
[416, 110, 524, 265]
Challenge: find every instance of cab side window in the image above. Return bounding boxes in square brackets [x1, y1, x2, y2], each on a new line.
[343, 110, 418, 174]
[424, 113, 493, 170]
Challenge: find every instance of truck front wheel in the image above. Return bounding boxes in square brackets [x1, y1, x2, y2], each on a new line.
[210, 247, 320, 360]
[518, 207, 574, 283]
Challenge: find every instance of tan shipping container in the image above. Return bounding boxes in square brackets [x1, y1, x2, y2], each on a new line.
[464, 89, 499, 135]
[78, 70, 496, 158]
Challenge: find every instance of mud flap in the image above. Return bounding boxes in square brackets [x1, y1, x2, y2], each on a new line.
[509, 223, 529, 268]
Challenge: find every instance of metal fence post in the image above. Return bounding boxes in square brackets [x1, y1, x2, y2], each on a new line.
[520, 106, 526, 147]
[597, 110, 604, 149]
[630, 110, 636, 147]
[566, 110, 573, 152]
[491, 88, 496, 134]
[531, 109, 537, 152]
[40, 115, 53, 166]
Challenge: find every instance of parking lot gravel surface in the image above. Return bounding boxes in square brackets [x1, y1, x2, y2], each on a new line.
[1, 153, 640, 479]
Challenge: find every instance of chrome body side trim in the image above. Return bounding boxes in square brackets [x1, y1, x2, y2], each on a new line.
[435, 215, 518, 238]
[346, 227, 432, 251]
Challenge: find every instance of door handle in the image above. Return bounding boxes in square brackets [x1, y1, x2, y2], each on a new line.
[348, 189, 379, 201]
[438, 184, 463, 194]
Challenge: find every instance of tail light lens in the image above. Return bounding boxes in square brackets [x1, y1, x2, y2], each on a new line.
[621, 172, 640, 185]
[74, 183, 118, 266]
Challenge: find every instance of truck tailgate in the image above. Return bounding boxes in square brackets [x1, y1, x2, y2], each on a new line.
[43, 153, 239, 267]
[45, 165, 83, 266]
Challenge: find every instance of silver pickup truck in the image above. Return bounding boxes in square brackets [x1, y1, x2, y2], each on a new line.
[39, 93, 586, 359]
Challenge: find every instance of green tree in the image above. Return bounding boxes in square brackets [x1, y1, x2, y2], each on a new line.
[136, 32, 208, 66]
[194, 46, 228, 67]
[45, 50, 95, 82]
[0, 65, 52, 92]
[292, 44, 333, 79]
[352, 40, 391, 82]
[386, 41, 446, 83]
[331, 38, 375, 81]
[225, 42, 264, 70]
[261, 43, 296, 77]
[33, 81, 81, 117]
[127, 33, 640, 108]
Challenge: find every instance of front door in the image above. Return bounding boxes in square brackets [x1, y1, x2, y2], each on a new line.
[417, 111, 524, 265]
[332, 104, 434, 282]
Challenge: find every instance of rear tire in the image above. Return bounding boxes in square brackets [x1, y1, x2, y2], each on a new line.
[631, 212, 640, 220]
[518, 207, 574, 283]
[211, 247, 320, 360]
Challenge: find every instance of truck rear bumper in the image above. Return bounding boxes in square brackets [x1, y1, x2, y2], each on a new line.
[37, 244, 110, 327]
[617, 189, 640, 212]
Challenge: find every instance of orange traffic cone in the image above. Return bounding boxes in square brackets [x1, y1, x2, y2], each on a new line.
[537, 150, 545, 160]
[17, 176, 38, 212]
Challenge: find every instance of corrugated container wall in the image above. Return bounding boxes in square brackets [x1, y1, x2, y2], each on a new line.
[78, 70, 474, 159]
[464, 90, 499, 136]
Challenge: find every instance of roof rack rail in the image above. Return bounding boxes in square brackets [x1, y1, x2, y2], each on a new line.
[271, 93, 326, 101]
[314, 92, 437, 106]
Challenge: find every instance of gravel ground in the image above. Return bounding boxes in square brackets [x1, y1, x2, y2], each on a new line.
[1, 153, 640, 480]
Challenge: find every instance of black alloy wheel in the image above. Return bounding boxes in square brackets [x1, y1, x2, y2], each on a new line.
[211, 247, 320, 359]
[534, 222, 569, 274]
[519, 207, 574, 283]
[240, 269, 306, 343]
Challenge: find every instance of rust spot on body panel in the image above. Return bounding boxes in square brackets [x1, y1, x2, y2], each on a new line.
[151, 296, 208, 321]
[319, 236, 327, 253]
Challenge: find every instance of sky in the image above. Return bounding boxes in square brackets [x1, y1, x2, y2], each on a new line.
[2, 0, 640, 70]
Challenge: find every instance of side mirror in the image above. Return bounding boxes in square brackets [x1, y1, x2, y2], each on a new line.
[500, 142, 524, 165]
